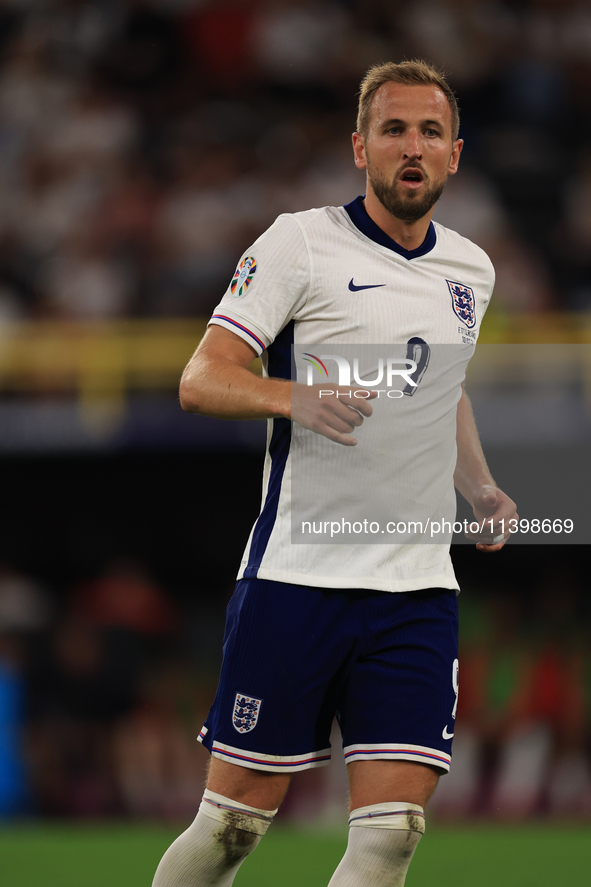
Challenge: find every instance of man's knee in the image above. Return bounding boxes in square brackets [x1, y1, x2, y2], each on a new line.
[152, 789, 278, 887]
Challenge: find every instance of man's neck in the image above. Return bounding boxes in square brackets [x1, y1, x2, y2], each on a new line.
[363, 192, 433, 252]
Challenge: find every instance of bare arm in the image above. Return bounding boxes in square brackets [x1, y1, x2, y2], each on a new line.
[179, 325, 290, 419]
[179, 325, 376, 446]
[455, 385, 518, 551]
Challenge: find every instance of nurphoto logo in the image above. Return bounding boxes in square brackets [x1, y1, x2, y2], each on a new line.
[303, 353, 418, 390]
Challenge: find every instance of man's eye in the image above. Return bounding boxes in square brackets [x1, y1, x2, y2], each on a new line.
[425, 129, 439, 137]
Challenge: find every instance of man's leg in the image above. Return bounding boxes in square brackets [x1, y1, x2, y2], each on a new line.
[152, 759, 290, 887]
[327, 760, 439, 887]
[206, 757, 292, 808]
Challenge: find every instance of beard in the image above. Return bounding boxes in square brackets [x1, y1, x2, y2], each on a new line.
[367, 157, 447, 223]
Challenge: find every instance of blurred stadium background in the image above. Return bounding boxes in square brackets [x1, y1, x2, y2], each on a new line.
[0, 0, 590, 884]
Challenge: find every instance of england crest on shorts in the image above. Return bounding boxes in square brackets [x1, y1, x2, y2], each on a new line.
[447, 279, 476, 329]
[232, 693, 262, 733]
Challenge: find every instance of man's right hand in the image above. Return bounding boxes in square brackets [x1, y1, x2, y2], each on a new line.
[290, 384, 377, 446]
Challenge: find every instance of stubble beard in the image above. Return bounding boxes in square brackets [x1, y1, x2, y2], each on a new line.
[367, 157, 447, 223]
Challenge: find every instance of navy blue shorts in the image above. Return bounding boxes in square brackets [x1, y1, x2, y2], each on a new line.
[199, 578, 458, 774]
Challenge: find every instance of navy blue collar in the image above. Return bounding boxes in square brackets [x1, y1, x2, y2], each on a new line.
[344, 195, 436, 260]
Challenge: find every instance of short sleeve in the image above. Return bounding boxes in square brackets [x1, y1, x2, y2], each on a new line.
[208, 214, 309, 355]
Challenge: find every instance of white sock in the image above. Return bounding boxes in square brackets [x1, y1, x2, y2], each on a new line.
[152, 789, 277, 887]
[327, 802, 425, 886]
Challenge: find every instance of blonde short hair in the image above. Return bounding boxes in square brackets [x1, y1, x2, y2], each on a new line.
[357, 59, 460, 141]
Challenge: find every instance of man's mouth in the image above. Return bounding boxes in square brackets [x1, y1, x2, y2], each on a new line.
[399, 168, 425, 190]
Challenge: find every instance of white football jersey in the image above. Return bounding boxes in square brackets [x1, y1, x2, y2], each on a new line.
[209, 197, 495, 592]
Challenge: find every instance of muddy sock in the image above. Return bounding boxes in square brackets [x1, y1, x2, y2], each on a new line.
[152, 789, 277, 887]
[327, 802, 425, 886]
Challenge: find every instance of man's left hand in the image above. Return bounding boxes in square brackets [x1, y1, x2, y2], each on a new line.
[465, 484, 518, 551]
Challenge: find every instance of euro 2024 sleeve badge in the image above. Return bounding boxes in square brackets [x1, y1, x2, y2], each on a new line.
[231, 256, 257, 297]
[447, 279, 476, 329]
[233, 693, 262, 733]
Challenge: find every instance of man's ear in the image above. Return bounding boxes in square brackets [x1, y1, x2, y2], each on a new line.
[352, 132, 367, 170]
[448, 138, 463, 176]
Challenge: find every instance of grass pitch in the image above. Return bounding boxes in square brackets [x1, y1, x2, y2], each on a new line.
[0, 822, 589, 886]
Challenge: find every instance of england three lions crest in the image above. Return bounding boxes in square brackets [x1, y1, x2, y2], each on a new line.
[233, 693, 262, 734]
[447, 279, 476, 329]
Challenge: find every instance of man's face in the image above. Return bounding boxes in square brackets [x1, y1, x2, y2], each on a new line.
[352, 82, 463, 223]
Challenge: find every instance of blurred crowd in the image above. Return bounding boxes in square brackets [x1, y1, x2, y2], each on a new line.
[0, 558, 215, 819]
[432, 579, 591, 820]
[0, 0, 590, 325]
[0, 557, 590, 822]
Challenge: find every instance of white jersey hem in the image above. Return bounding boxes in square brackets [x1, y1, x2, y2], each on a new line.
[238, 566, 459, 594]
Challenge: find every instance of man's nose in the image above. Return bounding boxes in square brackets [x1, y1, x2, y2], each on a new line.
[402, 130, 422, 159]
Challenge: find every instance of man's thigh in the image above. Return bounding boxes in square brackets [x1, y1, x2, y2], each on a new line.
[205, 752, 437, 813]
[348, 760, 439, 811]
[207, 758, 291, 810]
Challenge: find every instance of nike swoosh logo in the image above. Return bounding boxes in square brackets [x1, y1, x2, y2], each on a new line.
[348, 278, 386, 292]
[442, 726, 454, 740]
